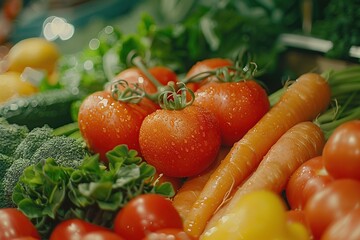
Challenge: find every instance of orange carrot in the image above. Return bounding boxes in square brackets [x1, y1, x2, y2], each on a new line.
[183, 73, 331, 238]
[203, 121, 325, 234]
[172, 147, 230, 220]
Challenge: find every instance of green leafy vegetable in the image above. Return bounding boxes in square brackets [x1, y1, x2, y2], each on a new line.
[13, 144, 174, 238]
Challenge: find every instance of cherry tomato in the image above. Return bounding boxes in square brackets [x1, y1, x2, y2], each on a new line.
[81, 231, 125, 240]
[193, 80, 269, 146]
[78, 90, 157, 161]
[321, 208, 360, 240]
[0, 208, 40, 240]
[185, 58, 233, 91]
[49, 219, 109, 240]
[143, 228, 195, 240]
[286, 156, 334, 210]
[304, 179, 360, 239]
[114, 194, 183, 240]
[323, 120, 360, 180]
[139, 105, 221, 177]
[9, 238, 39, 240]
[111, 66, 178, 94]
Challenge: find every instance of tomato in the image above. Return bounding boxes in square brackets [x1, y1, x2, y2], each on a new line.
[9, 237, 40, 240]
[304, 179, 360, 239]
[321, 208, 360, 240]
[49, 219, 110, 240]
[78, 90, 157, 161]
[6, 37, 60, 74]
[114, 194, 183, 240]
[144, 228, 195, 240]
[139, 105, 221, 177]
[0, 208, 40, 240]
[111, 66, 178, 94]
[286, 156, 334, 210]
[81, 231, 125, 240]
[193, 80, 270, 146]
[185, 58, 233, 91]
[323, 120, 360, 180]
[149, 66, 179, 86]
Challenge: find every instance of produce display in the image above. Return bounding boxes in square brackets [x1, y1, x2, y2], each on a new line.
[0, 1, 360, 239]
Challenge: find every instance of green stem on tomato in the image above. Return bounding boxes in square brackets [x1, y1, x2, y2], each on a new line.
[158, 82, 195, 110]
[131, 56, 164, 88]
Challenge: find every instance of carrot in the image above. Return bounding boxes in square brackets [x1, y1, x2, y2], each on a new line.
[183, 73, 331, 238]
[203, 121, 325, 234]
[172, 147, 230, 220]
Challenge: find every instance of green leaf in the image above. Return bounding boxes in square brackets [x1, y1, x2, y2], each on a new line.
[18, 198, 44, 218]
[139, 163, 156, 179]
[78, 181, 113, 200]
[154, 182, 175, 198]
[113, 165, 140, 188]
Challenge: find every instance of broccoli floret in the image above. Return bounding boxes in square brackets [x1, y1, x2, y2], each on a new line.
[0, 154, 15, 208]
[0, 118, 29, 156]
[30, 135, 89, 168]
[13, 125, 54, 159]
[0, 153, 14, 181]
[1, 157, 32, 208]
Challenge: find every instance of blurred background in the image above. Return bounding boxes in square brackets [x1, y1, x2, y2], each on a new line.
[0, 0, 359, 91]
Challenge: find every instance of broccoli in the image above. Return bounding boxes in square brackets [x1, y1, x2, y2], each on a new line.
[0, 153, 14, 181]
[1, 157, 32, 208]
[13, 125, 54, 159]
[0, 153, 16, 208]
[30, 135, 90, 168]
[0, 118, 29, 156]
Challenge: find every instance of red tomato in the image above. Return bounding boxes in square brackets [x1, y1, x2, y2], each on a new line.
[111, 66, 178, 94]
[143, 228, 195, 240]
[139, 105, 221, 177]
[9, 238, 39, 240]
[50, 219, 110, 240]
[323, 120, 360, 180]
[185, 58, 233, 91]
[0, 208, 40, 240]
[304, 179, 360, 239]
[193, 80, 270, 146]
[78, 91, 157, 161]
[286, 156, 334, 210]
[81, 231, 125, 240]
[114, 194, 183, 240]
[321, 208, 360, 240]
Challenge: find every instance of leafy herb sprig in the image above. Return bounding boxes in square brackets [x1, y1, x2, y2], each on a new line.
[13, 144, 174, 238]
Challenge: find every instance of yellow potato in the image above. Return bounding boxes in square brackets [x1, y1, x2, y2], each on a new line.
[6, 37, 60, 74]
[0, 72, 38, 103]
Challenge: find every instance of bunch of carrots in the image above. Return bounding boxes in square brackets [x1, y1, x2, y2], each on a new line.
[171, 65, 360, 239]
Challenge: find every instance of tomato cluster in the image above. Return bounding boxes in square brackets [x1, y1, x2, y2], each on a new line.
[286, 120, 360, 240]
[78, 58, 270, 178]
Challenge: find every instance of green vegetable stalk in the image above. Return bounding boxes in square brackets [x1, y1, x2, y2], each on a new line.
[13, 145, 175, 238]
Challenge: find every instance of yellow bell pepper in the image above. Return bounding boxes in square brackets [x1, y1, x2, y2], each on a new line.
[201, 190, 310, 240]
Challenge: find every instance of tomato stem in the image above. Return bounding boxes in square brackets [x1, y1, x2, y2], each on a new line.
[158, 82, 195, 110]
[132, 55, 164, 88]
[110, 79, 145, 104]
